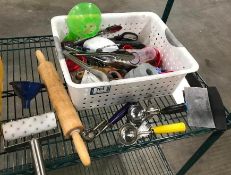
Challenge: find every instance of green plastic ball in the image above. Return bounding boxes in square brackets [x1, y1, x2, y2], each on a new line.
[67, 3, 102, 39]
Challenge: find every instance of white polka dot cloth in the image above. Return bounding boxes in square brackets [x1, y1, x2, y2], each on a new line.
[2, 112, 56, 141]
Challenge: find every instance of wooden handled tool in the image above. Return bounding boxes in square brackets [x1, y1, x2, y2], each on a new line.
[35, 50, 91, 166]
[0, 57, 4, 119]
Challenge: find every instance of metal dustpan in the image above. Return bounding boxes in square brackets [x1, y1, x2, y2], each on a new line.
[185, 87, 227, 130]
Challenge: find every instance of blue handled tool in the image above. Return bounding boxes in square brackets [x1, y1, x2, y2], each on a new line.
[82, 102, 132, 142]
[10, 81, 44, 109]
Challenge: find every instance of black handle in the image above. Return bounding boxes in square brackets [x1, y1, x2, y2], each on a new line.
[185, 73, 203, 88]
[103, 25, 122, 34]
[160, 103, 187, 114]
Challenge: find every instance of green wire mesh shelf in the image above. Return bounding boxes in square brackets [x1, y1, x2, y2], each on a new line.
[48, 146, 174, 175]
[0, 36, 230, 174]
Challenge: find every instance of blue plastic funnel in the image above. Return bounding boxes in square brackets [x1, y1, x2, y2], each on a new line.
[10, 81, 44, 109]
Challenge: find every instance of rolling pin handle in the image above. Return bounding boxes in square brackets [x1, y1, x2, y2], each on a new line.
[71, 130, 91, 166]
[35, 50, 46, 64]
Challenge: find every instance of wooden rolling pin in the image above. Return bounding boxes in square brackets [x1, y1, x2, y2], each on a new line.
[35, 50, 91, 166]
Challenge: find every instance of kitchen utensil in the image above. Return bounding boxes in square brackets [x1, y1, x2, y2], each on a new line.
[112, 32, 139, 42]
[124, 63, 159, 79]
[107, 70, 123, 80]
[2, 112, 58, 175]
[119, 122, 186, 146]
[93, 66, 126, 81]
[94, 67, 124, 80]
[117, 41, 146, 49]
[127, 103, 187, 126]
[126, 47, 161, 66]
[81, 70, 102, 84]
[65, 55, 87, 72]
[9, 81, 44, 109]
[110, 32, 145, 49]
[64, 46, 136, 70]
[185, 87, 227, 130]
[74, 25, 123, 46]
[65, 3, 101, 40]
[64, 45, 135, 63]
[35, 50, 90, 166]
[83, 36, 119, 52]
[82, 102, 132, 142]
[98, 25, 122, 35]
[63, 50, 109, 82]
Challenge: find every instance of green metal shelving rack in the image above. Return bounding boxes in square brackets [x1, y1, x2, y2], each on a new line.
[0, 1, 231, 174]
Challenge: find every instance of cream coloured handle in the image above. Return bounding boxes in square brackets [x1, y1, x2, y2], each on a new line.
[71, 131, 91, 166]
[35, 50, 47, 64]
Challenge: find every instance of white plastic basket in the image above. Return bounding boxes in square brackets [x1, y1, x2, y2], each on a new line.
[51, 12, 199, 110]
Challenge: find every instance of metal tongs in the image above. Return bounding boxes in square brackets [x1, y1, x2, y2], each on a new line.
[64, 46, 137, 69]
[63, 50, 109, 82]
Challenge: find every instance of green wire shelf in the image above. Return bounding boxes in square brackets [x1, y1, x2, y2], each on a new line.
[0, 36, 230, 175]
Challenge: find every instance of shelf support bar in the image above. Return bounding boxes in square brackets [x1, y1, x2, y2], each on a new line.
[176, 130, 224, 175]
[162, 0, 175, 23]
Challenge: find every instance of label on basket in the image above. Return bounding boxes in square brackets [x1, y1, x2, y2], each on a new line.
[90, 86, 111, 95]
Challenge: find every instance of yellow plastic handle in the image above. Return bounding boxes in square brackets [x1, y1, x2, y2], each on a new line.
[152, 122, 186, 134]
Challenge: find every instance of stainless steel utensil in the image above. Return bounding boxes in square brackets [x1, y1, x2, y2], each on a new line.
[82, 102, 132, 142]
[63, 50, 109, 82]
[64, 46, 137, 69]
[127, 103, 187, 126]
[119, 121, 186, 146]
